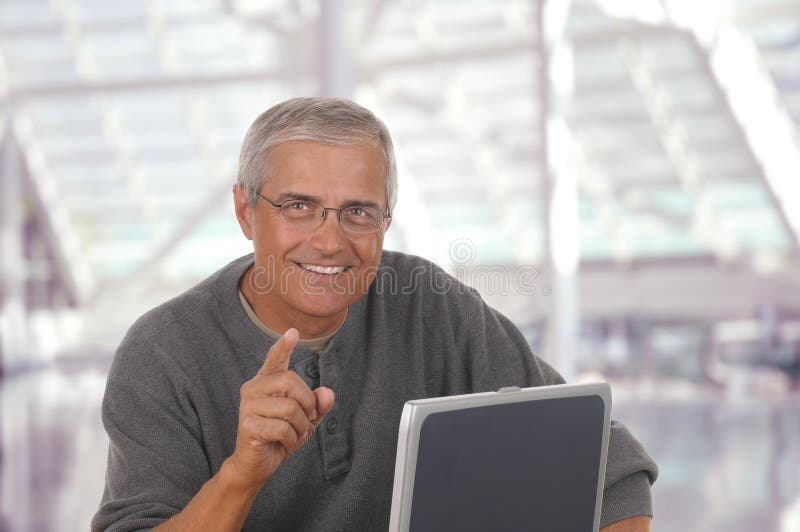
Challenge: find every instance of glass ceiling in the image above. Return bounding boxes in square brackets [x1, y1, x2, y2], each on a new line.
[1, 0, 798, 304]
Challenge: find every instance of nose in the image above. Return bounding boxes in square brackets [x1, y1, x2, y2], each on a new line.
[309, 208, 347, 254]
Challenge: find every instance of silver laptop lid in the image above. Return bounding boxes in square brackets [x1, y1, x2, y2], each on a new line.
[388, 382, 612, 532]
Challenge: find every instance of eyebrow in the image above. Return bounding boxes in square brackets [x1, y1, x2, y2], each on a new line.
[276, 191, 383, 211]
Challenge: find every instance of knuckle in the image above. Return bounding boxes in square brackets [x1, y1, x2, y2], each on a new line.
[275, 371, 295, 389]
[240, 379, 256, 398]
[240, 417, 258, 437]
[277, 421, 294, 440]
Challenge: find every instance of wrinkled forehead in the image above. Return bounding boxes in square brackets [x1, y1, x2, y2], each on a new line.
[263, 140, 387, 202]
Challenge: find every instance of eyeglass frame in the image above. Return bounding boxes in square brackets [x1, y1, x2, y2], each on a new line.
[254, 191, 392, 234]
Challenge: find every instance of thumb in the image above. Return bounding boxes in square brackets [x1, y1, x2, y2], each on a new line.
[311, 387, 335, 423]
[259, 328, 298, 376]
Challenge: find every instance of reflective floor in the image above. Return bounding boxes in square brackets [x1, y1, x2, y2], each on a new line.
[615, 383, 800, 532]
[1, 365, 799, 532]
[0, 365, 109, 532]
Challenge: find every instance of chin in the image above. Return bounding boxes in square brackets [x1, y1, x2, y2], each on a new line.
[294, 292, 358, 318]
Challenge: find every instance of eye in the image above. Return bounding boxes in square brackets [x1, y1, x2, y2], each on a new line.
[286, 201, 313, 211]
[280, 200, 318, 220]
[348, 206, 367, 217]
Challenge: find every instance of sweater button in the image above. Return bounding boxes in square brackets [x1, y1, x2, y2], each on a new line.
[305, 362, 320, 379]
[326, 416, 338, 434]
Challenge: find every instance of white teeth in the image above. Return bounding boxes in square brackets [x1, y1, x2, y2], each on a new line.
[299, 263, 347, 275]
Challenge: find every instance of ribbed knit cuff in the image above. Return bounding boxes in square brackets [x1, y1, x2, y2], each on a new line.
[599, 471, 653, 528]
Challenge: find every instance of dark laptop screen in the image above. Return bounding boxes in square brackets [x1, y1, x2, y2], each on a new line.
[409, 395, 606, 532]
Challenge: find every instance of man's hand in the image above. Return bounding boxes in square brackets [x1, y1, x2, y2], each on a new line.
[229, 328, 336, 488]
[153, 331, 335, 532]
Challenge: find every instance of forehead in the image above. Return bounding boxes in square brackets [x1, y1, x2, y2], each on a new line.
[264, 140, 386, 200]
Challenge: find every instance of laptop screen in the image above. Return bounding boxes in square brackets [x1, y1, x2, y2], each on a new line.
[406, 394, 606, 532]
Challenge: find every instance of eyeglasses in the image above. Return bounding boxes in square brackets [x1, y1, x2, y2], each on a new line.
[255, 192, 391, 234]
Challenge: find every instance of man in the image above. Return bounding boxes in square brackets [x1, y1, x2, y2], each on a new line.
[93, 97, 657, 531]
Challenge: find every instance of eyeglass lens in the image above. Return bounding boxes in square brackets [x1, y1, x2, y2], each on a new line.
[280, 200, 384, 233]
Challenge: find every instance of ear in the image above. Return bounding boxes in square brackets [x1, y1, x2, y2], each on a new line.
[233, 184, 254, 240]
[384, 217, 392, 232]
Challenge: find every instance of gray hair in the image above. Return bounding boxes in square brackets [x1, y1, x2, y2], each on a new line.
[237, 97, 398, 213]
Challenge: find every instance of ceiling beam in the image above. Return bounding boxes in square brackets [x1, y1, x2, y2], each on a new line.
[358, 37, 537, 76]
[4, 67, 307, 100]
[690, 29, 800, 257]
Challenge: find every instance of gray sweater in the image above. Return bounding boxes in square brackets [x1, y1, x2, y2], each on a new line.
[93, 251, 657, 531]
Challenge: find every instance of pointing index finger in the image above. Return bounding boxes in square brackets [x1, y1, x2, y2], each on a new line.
[259, 328, 298, 376]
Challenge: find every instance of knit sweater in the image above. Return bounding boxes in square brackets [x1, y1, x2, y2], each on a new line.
[93, 251, 658, 531]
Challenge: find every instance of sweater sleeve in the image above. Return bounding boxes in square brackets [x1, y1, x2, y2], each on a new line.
[461, 295, 658, 527]
[599, 422, 658, 527]
[91, 336, 211, 532]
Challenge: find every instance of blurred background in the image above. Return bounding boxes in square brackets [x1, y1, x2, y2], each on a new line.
[1, 0, 800, 530]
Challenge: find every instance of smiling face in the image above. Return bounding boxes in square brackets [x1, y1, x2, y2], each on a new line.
[234, 140, 391, 337]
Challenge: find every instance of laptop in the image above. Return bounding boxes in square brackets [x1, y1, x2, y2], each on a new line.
[388, 382, 611, 532]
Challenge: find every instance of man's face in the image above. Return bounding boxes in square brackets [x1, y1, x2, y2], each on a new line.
[234, 140, 390, 335]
